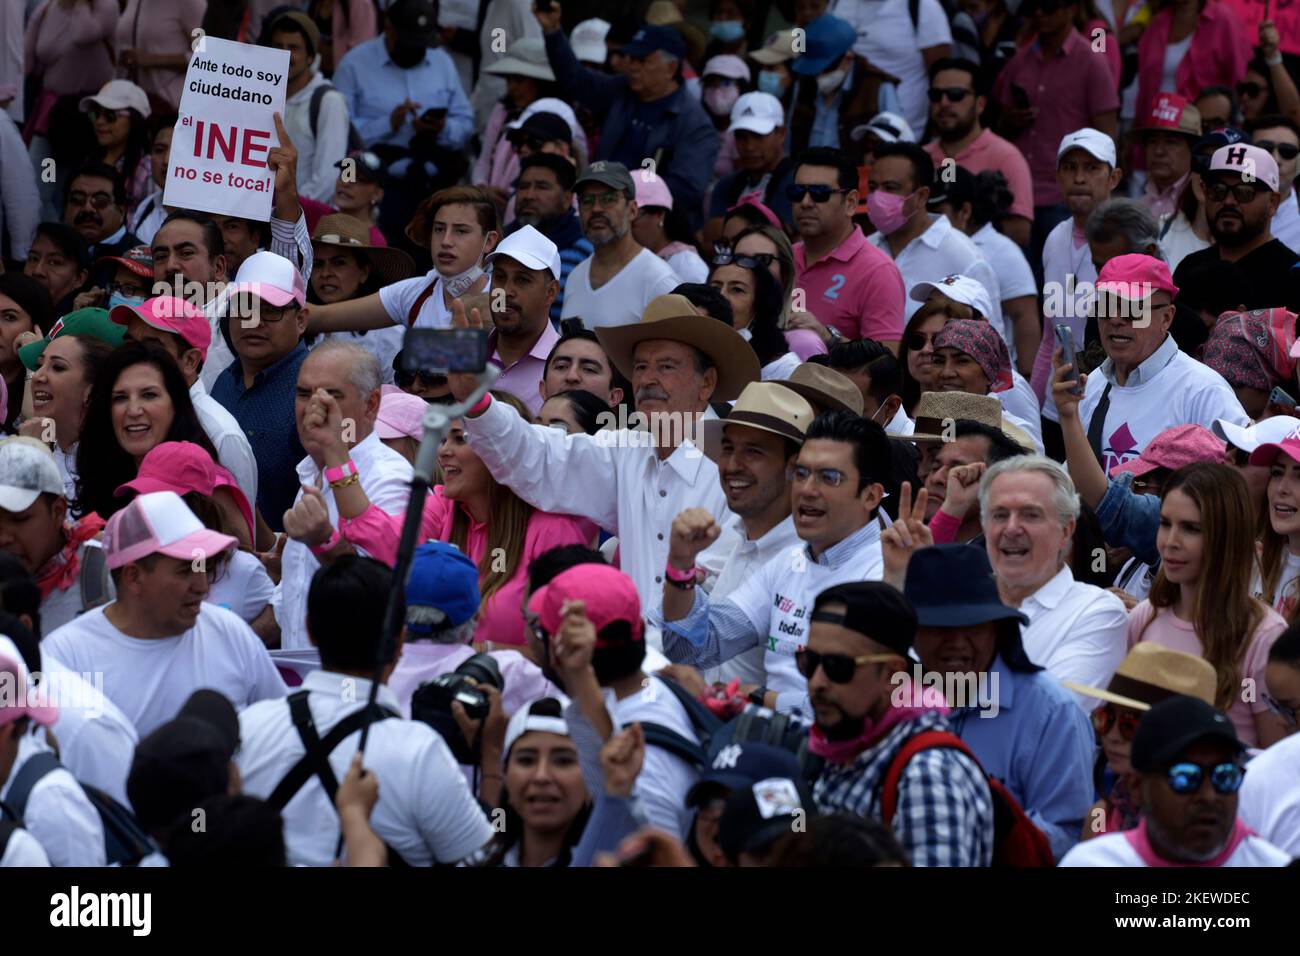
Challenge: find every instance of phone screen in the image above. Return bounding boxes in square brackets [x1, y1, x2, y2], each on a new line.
[402, 328, 490, 374]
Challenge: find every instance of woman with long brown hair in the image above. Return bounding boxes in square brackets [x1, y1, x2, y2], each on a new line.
[289, 390, 596, 648]
[1250, 435, 1300, 625]
[1127, 461, 1290, 747]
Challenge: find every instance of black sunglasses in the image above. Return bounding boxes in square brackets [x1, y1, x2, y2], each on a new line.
[712, 251, 776, 269]
[928, 87, 973, 104]
[1237, 82, 1267, 99]
[905, 330, 940, 351]
[794, 649, 897, 683]
[1205, 180, 1268, 203]
[395, 369, 449, 389]
[1255, 139, 1300, 160]
[786, 184, 848, 203]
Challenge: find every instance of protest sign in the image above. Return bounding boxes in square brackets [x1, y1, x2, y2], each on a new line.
[163, 38, 290, 221]
[1220, 0, 1300, 56]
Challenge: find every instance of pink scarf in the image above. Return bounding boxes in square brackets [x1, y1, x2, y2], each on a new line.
[33, 514, 107, 600]
[808, 679, 949, 764]
[1124, 817, 1252, 867]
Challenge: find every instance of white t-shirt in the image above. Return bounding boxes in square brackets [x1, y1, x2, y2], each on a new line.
[973, 222, 1037, 300]
[1254, 549, 1300, 620]
[0, 826, 50, 867]
[1238, 731, 1300, 857]
[560, 248, 680, 328]
[761, 351, 802, 381]
[54, 444, 77, 502]
[997, 370, 1043, 440]
[664, 247, 709, 284]
[378, 270, 453, 330]
[43, 603, 288, 737]
[1272, 191, 1300, 256]
[38, 540, 115, 636]
[1159, 213, 1212, 273]
[1059, 825, 1290, 867]
[207, 549, 275, 622]
[608, 676, 700, 839]
[323, 327, 407, 385]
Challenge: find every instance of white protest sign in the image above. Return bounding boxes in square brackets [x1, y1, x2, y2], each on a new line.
[163, 38, 290, 221]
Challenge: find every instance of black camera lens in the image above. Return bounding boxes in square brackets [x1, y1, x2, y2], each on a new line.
[456, 652, 503, 690]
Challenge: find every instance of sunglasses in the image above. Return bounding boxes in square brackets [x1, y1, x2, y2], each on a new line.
[905, 330, 941, 351]
[395, 369, 449, 389]
[1264, 691, 1298, 725]
[1255, 139, 1300, 161]
[711, 251, 775, 269]
[928, 87, 973, 104]
[88, 106, 123, 123]
[1205, 181, 1268, 203]
[67, 191, 115, 210]
[786, 184, 848, 203]
[795, 649, 899, 683]
[1091, 703, 1142, 741]
[1237, 82, 1266, 99]
[1164, 761, 1246, 796]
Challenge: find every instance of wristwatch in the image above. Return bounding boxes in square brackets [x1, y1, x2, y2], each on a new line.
[748, 687, 769, 707]
[826, 326, 843, 345]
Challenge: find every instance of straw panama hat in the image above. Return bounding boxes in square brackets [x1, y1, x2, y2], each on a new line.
[1064, 642, 1218, 711]
[701, 382, 816, 464]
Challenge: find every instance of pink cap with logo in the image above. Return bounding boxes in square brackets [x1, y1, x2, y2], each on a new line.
[1095, 254, 1179, 302]
[111, 296, 213, 359]
[1248, 420, 1300, 468]
[226, 251, 307, 308]
[1109, 424, 1226, 478]
[102, 489, 238, 570]
[526, 563, 644, 644]
[1209, 143, 1280, 193]
[113, 442, 254, 542]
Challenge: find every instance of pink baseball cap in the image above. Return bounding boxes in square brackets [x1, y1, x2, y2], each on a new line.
[111, 296, 213, 359]
[1249, 428, 1300, 468]
[526, 563, 644, 644]
[1209, 143, 1280, 193]
[727, 195, 783, 230]
[113, 442, 255, 542]
[0, 636, 57, 728]
[226, 251, 307, 309]
[376, 391, 427, 441]
[102, 489, 239, 571]
[1095, 254, 1179, 302]
[634, 168, 674, 211]
[1109, 424, 1225, 478]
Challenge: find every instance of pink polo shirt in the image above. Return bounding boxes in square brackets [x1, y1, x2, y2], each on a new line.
[490, 320, 560, 416]
[923, 129, 1036, 222]
[1135, 1, 1251, 133]
[794, 228, 906, 342]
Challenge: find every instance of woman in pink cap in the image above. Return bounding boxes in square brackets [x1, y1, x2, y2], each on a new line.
[374, 390, 426, 466]
[1252, 431, 1300, 626]
[288, 391, 597, 649]
[1128, 462, 1290, 747]
[631, 173, 710, 284]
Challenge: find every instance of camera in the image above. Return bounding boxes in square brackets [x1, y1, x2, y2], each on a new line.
[410, 653, 504, 764]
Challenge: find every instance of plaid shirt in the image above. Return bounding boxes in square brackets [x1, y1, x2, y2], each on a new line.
[813, 709, 994, 867]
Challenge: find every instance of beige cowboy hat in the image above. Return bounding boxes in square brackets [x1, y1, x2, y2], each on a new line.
[999, 417, 1037, 454]
[909, 391, 1003, 443]
[595, 294, 761, 402]
[701, 381, 816, 464]
[781, 363, 864, 417]
[1064, 642, 1217, 711]
[311, 214, 417, 287]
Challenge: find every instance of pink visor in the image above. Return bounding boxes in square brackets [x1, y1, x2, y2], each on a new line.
[727, 195, 782, 230]
[114, 441, 255, 542]
[111, 296, 213, 359]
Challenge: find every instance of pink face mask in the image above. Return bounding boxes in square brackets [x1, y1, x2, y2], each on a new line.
[867, 189, 915, 235]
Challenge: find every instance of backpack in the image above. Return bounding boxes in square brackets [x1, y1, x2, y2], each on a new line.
[879, 729, 1055, 867]
[0, 816, 17, 860]
[309, 83, 365, 156]
[1, 751, 156, 866]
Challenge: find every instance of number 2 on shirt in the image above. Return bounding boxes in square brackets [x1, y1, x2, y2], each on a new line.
[825, 274, 846, 300]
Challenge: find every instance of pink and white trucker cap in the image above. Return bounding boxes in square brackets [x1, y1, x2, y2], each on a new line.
[102, 490, 238, 570]
[226, 250, 307, 308]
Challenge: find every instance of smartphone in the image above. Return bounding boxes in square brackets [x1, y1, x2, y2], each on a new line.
[1270, 385, 1297, 410]
[402, 328, 490, 374]
[1054, 324, 1083, 396]
[1011, 83, 1031, 111]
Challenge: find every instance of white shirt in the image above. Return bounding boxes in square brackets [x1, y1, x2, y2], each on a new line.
[190, 378, 259, 508]
[663, 246, 710, 284]
[997, 369, 1043, 445]
[1159, 212, 1211, 273]
[53, 443, 77, 503]
[973, 221, 1037, 300]
[36, 653, 138, 806]
[387, 642, 561, 719]
[1059, 827, 1290, 867]
[0, 826, 50, 867]
[379, 269, 453, 330]
[0, 733, 105, 867]
[1237, 730, 1300, 857]
[130, 190, 167, 247]
[207, 549, 275, 622]
[1079, 334, 1249, 475]
[1040, 217, 1096, 423]
[1, 112, 39, 261]
[760, 351, 802, 381]
[38, 539, 114, 636]
[560, 248, 681, 329]
[702, 515, 802, 687]
[1015, 565, 1128, 711]
[322, 328, 407, 385]
[43, 603, 288, 738]
[829, 0, 953, 135]
[236, 669, 493, 866]
[284, 72, 352, 204]
[1272, 190, 1300, 255]
[464, 396, 736, 632]
[868, 215, 1006, 343]
[278, 432, 413, 650]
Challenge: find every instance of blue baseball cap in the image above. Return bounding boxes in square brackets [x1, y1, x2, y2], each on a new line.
[405, 541, 480, 634]
[685, 741, 802, 806]
[621, 25, 686, 61]
[791, 15, 857, 76]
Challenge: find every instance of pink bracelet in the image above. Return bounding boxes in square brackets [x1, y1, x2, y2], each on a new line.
[323, 459, 358, 485]
[928, 509, 963, 545]
[664, 563, 698, 583]
[468, 393, 492, 416]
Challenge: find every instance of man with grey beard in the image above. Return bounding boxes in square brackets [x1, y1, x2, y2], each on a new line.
[505, 153, 591, 324]
[559, 161, 679, 329]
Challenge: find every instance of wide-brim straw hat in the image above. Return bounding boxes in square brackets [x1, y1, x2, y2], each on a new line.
[701, 382, 816, 464]
[781, 363, 864, 416]
[311, 214, 417, 287]
[910, 391, 1003, 443]
[1063, 642, 1218, 711]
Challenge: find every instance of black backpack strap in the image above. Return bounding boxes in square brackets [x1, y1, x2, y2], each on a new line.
[637, 721, 707, 768]
[79, 544, 111, 612]
[3, 751, 60, 822]
[909, 0, 920, 33]
[309, 83, 331, 137]
[0, 817, 16, 859]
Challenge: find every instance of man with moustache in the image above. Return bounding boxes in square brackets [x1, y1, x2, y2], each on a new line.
[1174, 143, 1300, 313]
[63, 163, 139, 286]
[506, 153, 591, 324]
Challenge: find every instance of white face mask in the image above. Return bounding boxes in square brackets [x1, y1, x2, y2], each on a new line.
[439, 234, 491, 297]
[817, 69, 847, 96]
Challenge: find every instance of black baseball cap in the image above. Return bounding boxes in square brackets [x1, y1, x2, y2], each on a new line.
[387, 0, 437, 35]
[686, 741, 802, 807]
[1130, 696, 1245, 773]
[811, 581, 918, 656]
[717, 774, 816, 863]
[621, 25, 686, 61]
[127, 717, 233, 832]
[507, 111, 573, 147]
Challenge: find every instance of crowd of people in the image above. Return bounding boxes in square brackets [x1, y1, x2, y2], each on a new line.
[0, 0, 1298, 870]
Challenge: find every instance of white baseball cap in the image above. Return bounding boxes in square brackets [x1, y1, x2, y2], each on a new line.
[0, 438, 64, 513]
[850, 111, 915, 144]
[1057, 128, 1117, 167]
[227, 251, 307, 308]
[79, 79, 151, 119]
[571, 18, 611, 64]
[486, 224, 562, 281]
[1209, 143, 1280, 193]
[909, 274, 994, 323]
[1212, 414, 1300, 452]
[103, 490, 238, 571]
[703, 55, 751, 82]
[728, 92, 785, 136]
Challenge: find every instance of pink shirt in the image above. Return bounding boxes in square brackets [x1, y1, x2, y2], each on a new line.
[24, 0, 117, 97]
[1126, 601, 1285, 747]
[116, 0, 207, 111]
[300, 196, 388, 247]
[338, 486, 597, 646]
[794, 228, 906, 342]
[489, 320, 560, 416]
[994, 29, 1120, 206]
[923, 129, 1036, 222]
[1136, 2, 1251, 132]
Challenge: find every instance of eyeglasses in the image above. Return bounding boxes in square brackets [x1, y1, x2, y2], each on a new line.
[1263, 691, 1298, 725]
[524, 612, 549, 647]
[1090, 703, 1142, 741]
[1237, 82, 1266, 99]
[395, 369, 449, 389]
[1205, 181, 1268, 203]
[711, 251, 775, 269]
[905, 330, 940, 351]
[795, 649, 899, 683]
[786, 184, 848, 203]
[579, 191, 625, 209]
[67, 191, 114, 210]
[107, 281, 147, 297]
[1164, 761, 1246, 796]
[928, 87, 973, 104]
[1254, 139, 1300, 161]
[88, 107, 122, 123]
[789, 464, 848, 487]
[511, 134, 545, 153]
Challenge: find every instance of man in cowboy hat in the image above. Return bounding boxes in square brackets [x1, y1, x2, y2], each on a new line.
[902, 544, 1095, 860]
[653, 410, 893, 714]
[782, 363, 865, 418]
[908, 390, 1032, 486]
[447, 293, 760, 615]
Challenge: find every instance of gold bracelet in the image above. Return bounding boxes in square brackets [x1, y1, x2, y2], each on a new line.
[329, 473, 361, 490]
